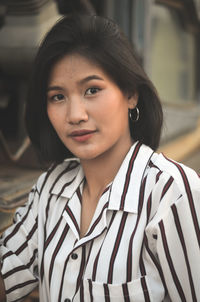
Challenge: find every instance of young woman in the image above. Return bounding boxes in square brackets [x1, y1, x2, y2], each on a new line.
[0, 14, 199, 302]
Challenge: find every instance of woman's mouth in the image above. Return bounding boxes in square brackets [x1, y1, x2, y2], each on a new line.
[69, 130, 96, 142]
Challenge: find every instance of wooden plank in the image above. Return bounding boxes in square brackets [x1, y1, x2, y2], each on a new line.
[159, 120, 200, 162]
[0, 164, 41, 211]
[155, 0, 184, 9]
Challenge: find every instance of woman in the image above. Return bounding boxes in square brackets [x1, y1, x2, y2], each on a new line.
[0, 14, 199, 302]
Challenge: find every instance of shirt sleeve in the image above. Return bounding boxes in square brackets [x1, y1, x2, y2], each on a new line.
[0, 185, 39, 301]
[147, 187, 200, 302]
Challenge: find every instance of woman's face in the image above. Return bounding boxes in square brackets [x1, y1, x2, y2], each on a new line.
[47, 54, 137, 162]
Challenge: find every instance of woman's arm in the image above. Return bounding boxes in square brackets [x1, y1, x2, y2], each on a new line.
[0, 186, 39, 301]
[156, 190, 200, 301]
[0, 269, 6, 302]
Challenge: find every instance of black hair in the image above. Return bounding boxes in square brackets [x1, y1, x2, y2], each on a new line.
[25, 14, 163, 164]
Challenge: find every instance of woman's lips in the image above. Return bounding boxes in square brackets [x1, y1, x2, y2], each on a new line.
[69, 130, 96, 142]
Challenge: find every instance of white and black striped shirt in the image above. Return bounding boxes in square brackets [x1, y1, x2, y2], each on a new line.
[0, 142, 200, 302]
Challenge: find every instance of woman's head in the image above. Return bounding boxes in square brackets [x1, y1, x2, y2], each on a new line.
[25, 14, 163, 163]
[46, 53, 138, 162]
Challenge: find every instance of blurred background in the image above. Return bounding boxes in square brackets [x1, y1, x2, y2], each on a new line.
[0, 0, 200, 299]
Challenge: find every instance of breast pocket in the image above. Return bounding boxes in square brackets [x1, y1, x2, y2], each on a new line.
[80, 276, 151, 302]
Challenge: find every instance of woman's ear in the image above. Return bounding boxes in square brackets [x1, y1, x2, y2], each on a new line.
[128, 93, 138, 109]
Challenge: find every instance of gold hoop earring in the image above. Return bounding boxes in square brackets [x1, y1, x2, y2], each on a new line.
[129, 107, 139, 122]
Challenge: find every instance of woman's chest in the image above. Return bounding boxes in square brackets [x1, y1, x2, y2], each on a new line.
[38, 209, 166, 301]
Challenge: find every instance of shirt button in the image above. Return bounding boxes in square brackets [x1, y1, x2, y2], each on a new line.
[71, 253, 78, 260]
[64, 299, 71, 302]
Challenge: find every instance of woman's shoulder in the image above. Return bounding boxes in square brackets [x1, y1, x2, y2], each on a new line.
[147, 153, 200, 205]
[145, 151, 200, 233]
[34, 158, 81, 194]
[149, 152, 200, 193]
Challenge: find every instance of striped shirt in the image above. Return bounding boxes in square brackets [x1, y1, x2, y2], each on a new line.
[0, 142, 200, 302]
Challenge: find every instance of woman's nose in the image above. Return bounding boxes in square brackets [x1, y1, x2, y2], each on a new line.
[67, 97, 88, 124]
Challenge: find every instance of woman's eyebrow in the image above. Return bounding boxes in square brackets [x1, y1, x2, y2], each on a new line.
[47, 75, 104, 92]
[47, 86, 64, 92]
[78, 75, 104, 85]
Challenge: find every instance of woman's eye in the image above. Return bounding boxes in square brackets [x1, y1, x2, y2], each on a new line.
[50, 94, 65, 102]
[85, 87, 100, 95]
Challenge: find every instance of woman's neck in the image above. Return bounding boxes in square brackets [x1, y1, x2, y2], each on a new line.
[80, 141, 133, 201]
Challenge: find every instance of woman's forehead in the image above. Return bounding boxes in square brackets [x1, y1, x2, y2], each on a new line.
[48, 53, 110, 84]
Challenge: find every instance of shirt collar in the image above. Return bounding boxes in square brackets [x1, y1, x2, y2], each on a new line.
[50, 142, 154, 213]
[107, 142, 154, 214]
[50, 159, 84, 199]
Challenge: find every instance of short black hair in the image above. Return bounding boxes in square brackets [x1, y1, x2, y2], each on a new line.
[25, 14, 163, 164]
